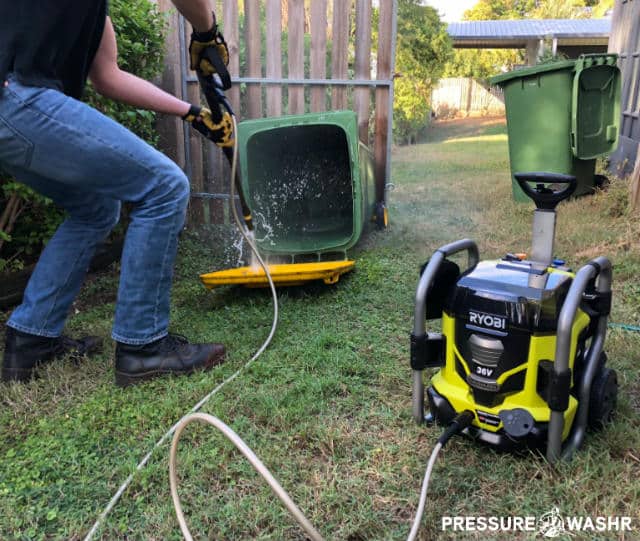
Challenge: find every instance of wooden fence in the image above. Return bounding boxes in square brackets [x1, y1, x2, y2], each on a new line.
[608, 0, 640, 179]
[431, 78, 505, 119]
[153, 0, 398, 225]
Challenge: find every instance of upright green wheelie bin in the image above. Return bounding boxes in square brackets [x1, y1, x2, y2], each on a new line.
[237, 110, 375, 258]
[490, 54, 621, 202]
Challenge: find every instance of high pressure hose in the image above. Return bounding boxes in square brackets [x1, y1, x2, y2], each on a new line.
[169, 402, 475, 540]
[83, 114, 279, 541]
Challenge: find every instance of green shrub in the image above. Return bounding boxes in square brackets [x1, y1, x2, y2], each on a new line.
[392, 0, 451, 144]
[0, 0, 166, 274]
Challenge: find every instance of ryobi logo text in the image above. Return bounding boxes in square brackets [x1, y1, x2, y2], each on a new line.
[469, 311, 507, 330]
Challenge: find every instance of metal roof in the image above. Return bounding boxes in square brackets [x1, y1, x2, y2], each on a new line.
[448, 18, 611, 48]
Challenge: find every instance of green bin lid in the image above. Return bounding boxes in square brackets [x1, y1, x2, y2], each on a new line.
[489, 59, 576, 86]
[571, 54, 621, 160]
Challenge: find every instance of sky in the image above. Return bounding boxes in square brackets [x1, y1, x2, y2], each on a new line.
[422, 0, 478, 22]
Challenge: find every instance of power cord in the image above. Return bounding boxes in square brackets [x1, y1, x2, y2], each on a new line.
[169, 409, 475, 540]
[406, 410, 475, 541]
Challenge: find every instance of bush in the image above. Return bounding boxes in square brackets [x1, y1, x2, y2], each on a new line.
[392, 0, 451, 144]
[0, 0, 166, 273]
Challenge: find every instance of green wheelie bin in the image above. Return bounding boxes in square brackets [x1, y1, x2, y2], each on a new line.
[237, 110, 376, 259]
[490, 54, 621, 202]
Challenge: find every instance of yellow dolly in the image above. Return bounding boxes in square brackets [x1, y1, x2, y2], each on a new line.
[200, 260, 355, 289]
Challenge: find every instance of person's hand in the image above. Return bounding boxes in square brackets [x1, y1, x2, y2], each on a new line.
[183, 105, 233, 148]
[189, 14, 229, 78]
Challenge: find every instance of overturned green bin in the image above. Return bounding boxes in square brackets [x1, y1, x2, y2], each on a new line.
[491, 54, 621, 202]
[237, 110, 376, 258]
[200, 111, 376, 289]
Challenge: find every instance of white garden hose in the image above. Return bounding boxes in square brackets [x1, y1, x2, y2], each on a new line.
[168, 408, 469, 541]
[83, 115, 279, 541]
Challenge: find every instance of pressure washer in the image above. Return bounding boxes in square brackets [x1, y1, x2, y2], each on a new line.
[411, 172, 618, 463]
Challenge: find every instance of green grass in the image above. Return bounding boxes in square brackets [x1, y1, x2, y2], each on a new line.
[1, 116, 639, 540]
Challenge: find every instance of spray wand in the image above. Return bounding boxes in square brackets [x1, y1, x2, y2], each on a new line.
[196, 47, 254, 232]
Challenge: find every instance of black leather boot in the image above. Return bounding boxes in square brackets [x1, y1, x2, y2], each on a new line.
[114, 333, 225, 387]
[2, 326, 103, 383]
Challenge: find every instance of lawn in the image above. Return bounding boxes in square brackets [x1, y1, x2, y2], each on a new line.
[1, 117, 639, 540]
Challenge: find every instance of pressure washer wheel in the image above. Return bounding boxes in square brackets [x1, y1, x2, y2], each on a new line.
[588, 364, 618, 430]
[375, 202, 388, 230]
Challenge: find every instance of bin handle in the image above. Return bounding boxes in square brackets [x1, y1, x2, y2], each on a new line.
[514, 172, 577, 210]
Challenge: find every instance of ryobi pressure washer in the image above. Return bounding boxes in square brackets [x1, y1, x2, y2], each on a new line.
[411, 172, 618, 463]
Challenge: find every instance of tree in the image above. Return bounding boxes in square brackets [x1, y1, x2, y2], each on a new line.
[445, 0, 530, 81]
[462, 0, 613, 19]
[530, 0, 588, 18]
[392, 0, 452, 143]
[462, 0, 537, 20]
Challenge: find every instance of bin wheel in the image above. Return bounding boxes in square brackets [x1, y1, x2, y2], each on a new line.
[375, 202, 388, 230]
[588, 364, 618, 430]
[594, 174, 609, 190]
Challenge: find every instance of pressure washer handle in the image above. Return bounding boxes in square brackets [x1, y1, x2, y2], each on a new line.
[514, 172, 577, 210]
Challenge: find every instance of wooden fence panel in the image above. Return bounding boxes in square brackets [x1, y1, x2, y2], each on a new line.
[265, 0, 283, 117]
[159, 0, 397, 224]
[244, 0, 262, 119]
[288, 0, 306, 114]
[608, 0, 640, 176]
[222, 1, 240, 114]
[186, 46, 205, 224]
[432, 78, 504, 117]
[310, 0, 328, 112]
[374, 0, 393, 203]
[354, 0, 372, 143]
[153, 0, 186, 169]
[331, 0, 351, 110]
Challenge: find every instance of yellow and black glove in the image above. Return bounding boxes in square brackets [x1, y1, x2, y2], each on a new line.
[183, 104, 234, 149]
[189, 13, 231, 88]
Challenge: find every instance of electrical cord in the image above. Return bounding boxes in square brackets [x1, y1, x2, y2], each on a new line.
[406, 410, 475, 541]
[169, 408, 475, 540]
[83, 114, 279, 541]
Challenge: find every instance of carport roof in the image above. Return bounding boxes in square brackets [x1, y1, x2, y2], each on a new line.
[448, 18, 611, 48]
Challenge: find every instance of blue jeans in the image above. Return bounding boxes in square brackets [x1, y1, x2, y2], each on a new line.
[0, 76, 190, 345]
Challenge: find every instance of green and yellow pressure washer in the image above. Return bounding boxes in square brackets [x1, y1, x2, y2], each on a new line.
[411, 172, 617, 463]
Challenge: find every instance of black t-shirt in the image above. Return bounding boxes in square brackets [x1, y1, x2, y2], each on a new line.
[0, 0, 108, 99]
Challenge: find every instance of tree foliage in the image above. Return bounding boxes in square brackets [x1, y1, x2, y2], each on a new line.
[445, 0, 614, 79]
[393, 0, 452, 143]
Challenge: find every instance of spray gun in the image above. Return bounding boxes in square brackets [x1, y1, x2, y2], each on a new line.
[195, 44, 254, 232]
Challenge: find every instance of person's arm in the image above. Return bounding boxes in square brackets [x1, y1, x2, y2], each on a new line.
[89, 17, 191, 117]
[171, 0, 214, 33]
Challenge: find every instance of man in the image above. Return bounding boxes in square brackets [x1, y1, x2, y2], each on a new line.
[0, 0, 231, 386]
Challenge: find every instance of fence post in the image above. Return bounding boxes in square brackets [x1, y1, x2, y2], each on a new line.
[331, 0, 351, 111]
[374, 0, 395, 205]
[265, 0, 283, 116]
[152, 0, 186, 170]
[222, 1, 241, 115]
[288, 0, 305, 115]
[244, 0, 262, 119]
[310, 0, 328, 113]
[354, 0, 372, 144]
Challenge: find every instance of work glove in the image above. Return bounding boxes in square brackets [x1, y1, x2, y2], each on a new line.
[189, 14, 231, 88]
[183, 105, 234, 149]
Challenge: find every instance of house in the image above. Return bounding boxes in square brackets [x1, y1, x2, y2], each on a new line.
[448, 18, 610, 65]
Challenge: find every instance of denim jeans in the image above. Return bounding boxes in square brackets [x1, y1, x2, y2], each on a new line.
[0, 76, 190, 345]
